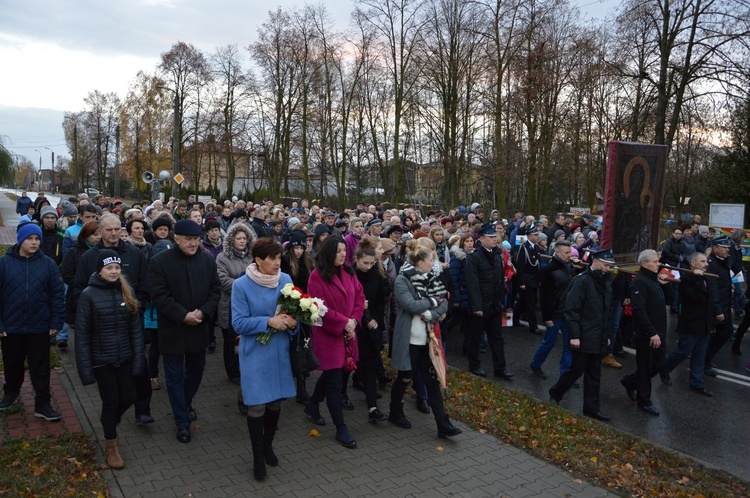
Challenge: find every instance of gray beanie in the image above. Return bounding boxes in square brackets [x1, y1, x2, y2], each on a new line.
[40, 206, 58, 220]
[62, 204, 78, 217]
[287, 217, 301, 228]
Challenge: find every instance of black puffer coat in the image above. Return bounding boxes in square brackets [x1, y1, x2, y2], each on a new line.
[75, 273, 145, 386]
[61, 239, 93, 324]
[564, 268, 612, 354]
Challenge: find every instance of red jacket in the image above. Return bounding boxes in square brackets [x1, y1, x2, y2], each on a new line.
[307, 267, 365, 370]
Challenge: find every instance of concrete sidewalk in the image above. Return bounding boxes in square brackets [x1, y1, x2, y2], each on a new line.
[0, 190, 616, 497]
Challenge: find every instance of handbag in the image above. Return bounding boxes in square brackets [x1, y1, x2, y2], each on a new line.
[291, 326, 319, 375]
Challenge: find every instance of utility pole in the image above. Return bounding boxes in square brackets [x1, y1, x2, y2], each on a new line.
[73, 125, 80, 194]
[44, 146, 54, 192]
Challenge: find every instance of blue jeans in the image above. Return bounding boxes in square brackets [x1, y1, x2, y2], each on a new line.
[606, 299, 623, 354]
[58, 284, 69, 341]
[664, 334, 710, 389]
[162, 351, 206, 428]
[530, 318, 571, 376]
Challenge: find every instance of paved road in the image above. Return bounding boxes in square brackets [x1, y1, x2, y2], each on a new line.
[444, 317, 750, 480]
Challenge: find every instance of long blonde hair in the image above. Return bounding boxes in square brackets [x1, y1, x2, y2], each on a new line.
[119, 274, 139, 314]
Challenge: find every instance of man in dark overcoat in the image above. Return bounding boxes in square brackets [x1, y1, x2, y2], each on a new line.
[150, 219, 221, 443]
[464, 222, 513, 379]
[549, 249, 614, 421]
[620, 249, 669, 416]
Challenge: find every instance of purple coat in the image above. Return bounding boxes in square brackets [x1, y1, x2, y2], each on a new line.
[344, 232, 362, 267]
[307, 267, 365, 370]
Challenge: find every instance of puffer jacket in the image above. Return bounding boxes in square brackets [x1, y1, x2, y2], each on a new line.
[449, 245, 470, 310]
[215, 223, 256, 329]
[0, 245, 64, 334]
[60, 238, 94, 324]
[75, 273, 145, 386]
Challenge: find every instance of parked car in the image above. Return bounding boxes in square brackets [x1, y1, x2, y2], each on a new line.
[85, 187, 100, 196]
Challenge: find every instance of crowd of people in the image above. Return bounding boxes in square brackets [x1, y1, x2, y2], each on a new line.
[2, 190, 748, 478]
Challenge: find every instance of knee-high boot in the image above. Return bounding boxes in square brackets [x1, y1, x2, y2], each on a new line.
[263, 408, 280, 466]
[246, 415, 266, 480]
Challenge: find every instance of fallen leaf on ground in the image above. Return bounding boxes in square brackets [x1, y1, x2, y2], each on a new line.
[309, 429, 321, 437]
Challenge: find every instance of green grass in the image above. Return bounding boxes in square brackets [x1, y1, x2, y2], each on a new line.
[440, 368, 749, 497]
[0, 434, 110, 497]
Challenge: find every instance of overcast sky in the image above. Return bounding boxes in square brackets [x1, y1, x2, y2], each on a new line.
[0, 0, 619, 166]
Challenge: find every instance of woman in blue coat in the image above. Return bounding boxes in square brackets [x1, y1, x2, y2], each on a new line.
[231, 237, 298, 481]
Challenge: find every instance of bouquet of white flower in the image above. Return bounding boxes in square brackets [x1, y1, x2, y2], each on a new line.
[257, 283, 328, 345]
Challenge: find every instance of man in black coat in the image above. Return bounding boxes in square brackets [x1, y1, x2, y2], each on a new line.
[619, 250, 669, 416]
[703, 236, 734, 377]
[464, 222, 513, 379]
[663, 252, 717, 396]
[549, 249, 614, 421]
[514, 224, 541, 335]
[74, 214, 152, 424]
[149, 219, 221, 443]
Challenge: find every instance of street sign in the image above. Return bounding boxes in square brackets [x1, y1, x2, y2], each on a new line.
[174, 173, 185, 184]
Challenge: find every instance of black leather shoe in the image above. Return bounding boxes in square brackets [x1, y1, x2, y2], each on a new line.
[304, 402, 326, 426]
[335, 425, 357, 449]
[731, 346, 742, 355]
[177, 425, 191, 443]
[188, 407, 197, 421]
[136, 414, 154, 426]
[660, 374, 672, 385]
[704, 367, 719, 377]
[530, 366, 547, 379]
[620, 378, 636, 401]
[208, 340, 216, 353]
[495, 369, 514, 380]
[470, 369, 487, 378]
[416, 398, 431, 414]
[388, 413, 412, 429]
[583, 410, 612, 421]
[341, 394, 354, 410]
[690, 387, 714, 397]
[368, 408, 387, 423]
[638, 404, 660, 416]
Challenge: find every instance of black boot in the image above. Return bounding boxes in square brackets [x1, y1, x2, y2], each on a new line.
[335, 424, 357, 449]
[296, 374, 311, 404]
[436, 414, 462, 438]
[263, 408, 280, 466]
[387, 402, 412, 429]
[246, 415, 266, 480]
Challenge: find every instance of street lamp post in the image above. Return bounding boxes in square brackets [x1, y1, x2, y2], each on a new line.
[158, 86, 181, 200]
[33, 149, 42, 190]
[44, 146, 54, 192]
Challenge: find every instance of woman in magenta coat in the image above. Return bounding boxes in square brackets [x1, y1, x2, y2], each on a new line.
[306, 235, 365, 449]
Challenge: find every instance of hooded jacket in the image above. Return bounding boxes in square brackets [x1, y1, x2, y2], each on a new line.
[75, 273, 145, 385]
[0, 245, 64, 334]
[449, 245, 470, 310]
[215, 223, 256, 329]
